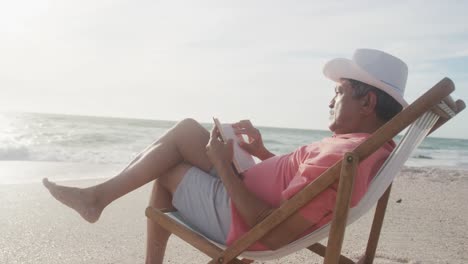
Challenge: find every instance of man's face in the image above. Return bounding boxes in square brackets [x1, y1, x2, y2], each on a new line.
[328, 80, 363, 134]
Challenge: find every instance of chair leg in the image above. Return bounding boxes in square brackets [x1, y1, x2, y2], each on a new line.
[308, 243, 356, 264]
[361, 184, 392, 264]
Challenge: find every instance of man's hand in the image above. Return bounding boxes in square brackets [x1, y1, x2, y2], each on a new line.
[232, 120, 274, 160]
[206, 126, 234, 168]
[206, 125, 310, 251]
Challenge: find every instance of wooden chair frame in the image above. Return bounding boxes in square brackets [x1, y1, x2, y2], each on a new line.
[146, 78, 465, 264]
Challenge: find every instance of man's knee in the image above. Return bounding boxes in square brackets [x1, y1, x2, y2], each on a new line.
[172, 118, 207, 140]
[176, 118, 200, 130]
[158, 163, 192, 194]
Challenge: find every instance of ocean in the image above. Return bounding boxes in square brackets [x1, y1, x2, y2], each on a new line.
[1, 112, 467, 184]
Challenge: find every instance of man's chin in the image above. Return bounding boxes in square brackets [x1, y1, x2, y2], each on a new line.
[329, 126, 348, 135]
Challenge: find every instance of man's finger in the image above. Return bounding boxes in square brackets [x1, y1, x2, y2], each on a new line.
[210, 125, 219, 137]
[211, 126, 224, 143]
[235, 120, 253, 128]
[233, 127, 247, 134]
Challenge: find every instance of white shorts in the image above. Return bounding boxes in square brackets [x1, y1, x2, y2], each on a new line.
[172, 166, 231, 244]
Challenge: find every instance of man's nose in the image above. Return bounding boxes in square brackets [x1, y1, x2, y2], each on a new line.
[329, 98, 335, 108]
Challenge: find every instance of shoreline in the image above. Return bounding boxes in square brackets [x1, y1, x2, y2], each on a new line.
[0, 160, 467, 186]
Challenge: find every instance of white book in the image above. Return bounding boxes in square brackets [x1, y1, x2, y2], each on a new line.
[213, 117, 256, 173]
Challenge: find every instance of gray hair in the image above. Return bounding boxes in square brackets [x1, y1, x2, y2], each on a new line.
[345, 79, 403, 122]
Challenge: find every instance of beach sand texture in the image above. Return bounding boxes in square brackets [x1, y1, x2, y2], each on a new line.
[1, 162, 467, 264]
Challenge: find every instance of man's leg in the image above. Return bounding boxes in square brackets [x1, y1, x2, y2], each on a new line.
[146, 180, 172, 264]
[146, 163, 190, 264]
[43, 118, 213, 223]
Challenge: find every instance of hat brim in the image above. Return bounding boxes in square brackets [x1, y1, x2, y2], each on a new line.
[323, 58, 408, 107]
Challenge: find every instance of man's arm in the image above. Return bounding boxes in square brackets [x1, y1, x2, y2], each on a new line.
[206, 127, 312, 249]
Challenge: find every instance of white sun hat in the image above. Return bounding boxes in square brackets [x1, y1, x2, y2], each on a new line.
[323, 49, 408, 107]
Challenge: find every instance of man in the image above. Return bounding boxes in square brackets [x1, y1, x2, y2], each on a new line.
[43, 49, 407, 264]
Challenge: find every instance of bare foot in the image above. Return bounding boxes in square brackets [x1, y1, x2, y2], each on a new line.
[42, 178, 103, 223]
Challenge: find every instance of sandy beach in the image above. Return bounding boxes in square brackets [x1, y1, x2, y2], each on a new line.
[1, 162, 467, 264]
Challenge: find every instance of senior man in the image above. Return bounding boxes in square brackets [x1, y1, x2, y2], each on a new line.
[44, 49, 407, 264]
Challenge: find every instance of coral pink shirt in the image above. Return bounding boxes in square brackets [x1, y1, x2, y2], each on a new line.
[226, 133, 395, 250]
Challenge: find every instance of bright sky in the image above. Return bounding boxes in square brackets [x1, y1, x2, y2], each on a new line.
[1, 0, 467, 139]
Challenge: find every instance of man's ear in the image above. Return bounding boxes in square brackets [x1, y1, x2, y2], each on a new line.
[361, 91, 378, 115]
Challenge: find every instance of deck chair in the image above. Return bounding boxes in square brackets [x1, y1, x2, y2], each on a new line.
[146, 77, 465, 264]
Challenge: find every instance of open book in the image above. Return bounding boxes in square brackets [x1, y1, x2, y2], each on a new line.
[213, 117, 256, 173]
